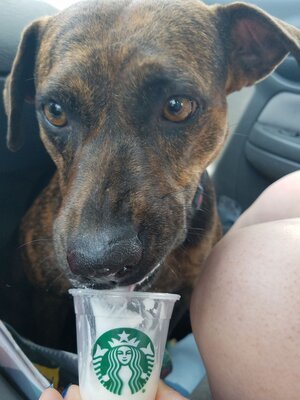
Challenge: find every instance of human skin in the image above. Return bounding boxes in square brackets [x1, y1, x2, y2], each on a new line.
[191, 171, 300, 400]
[39, 381, 187, 400]
[232, 170, 300, 230]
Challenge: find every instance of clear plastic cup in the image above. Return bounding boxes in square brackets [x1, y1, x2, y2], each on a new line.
[69, 289, 180, 400]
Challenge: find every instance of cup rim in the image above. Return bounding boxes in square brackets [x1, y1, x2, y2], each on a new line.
[69, 288, 180, 301]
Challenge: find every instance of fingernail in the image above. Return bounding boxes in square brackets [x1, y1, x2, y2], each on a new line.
[62, 384, 72, 398]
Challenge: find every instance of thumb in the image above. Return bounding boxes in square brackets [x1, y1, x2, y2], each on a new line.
[39, 388, 63, 400]
[63, 385, 81, 400]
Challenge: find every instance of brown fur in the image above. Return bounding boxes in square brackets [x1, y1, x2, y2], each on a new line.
[3, 0, 300, 349]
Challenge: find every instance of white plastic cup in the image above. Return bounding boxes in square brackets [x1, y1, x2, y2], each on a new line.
[69, 289, 180, 400]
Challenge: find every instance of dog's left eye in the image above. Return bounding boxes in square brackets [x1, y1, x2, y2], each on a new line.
[43, 102, 68, 127]
[162, 96, 198, 122]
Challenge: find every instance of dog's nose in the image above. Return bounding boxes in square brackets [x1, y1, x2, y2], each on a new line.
[67, 228, 143, 279]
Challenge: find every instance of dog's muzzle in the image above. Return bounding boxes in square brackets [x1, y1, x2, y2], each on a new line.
[67, 225, 143, 285]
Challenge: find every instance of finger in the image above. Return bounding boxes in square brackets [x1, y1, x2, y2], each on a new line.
[39, 387, 63, 400]
[157, 380, 188, 400]
[64, 385, 81, 400]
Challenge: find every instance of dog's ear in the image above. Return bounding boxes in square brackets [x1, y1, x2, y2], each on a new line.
[4, 18, 49, 151]
[217, 2, 300, 93]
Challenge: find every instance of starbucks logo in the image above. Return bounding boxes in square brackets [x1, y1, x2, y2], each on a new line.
[92, 328, 155, 395]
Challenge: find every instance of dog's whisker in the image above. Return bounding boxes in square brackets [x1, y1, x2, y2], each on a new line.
[160, 184, 217, 205]
[36, 254, 54, 269]
[188, 227, 205, 232]
[46, 270, 66, 292]
[17, 238, 53, 250]
[164, 261, 180, 280]
[185, 232, 206, 239]
[177, 244, 192, 258]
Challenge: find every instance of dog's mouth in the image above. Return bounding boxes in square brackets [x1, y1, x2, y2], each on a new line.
[69, 262, 161, 292]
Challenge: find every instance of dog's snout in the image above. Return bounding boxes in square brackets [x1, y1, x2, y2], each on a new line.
[67, 228, 143, 281]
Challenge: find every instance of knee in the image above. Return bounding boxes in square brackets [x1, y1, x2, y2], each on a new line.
[233, 171, 300, 229]
[190, 220, 300, 400]
[192, 219, 300, 320]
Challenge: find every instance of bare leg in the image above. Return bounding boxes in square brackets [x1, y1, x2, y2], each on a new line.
[233, 170, 300, 229]
[191, 171, 300, 400]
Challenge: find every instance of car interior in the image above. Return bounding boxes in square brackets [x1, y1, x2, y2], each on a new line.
[0, 0, 299, 399]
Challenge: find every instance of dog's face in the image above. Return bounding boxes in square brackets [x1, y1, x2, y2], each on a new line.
[4, 0, 300, 289]
[33, 0, 228, 289]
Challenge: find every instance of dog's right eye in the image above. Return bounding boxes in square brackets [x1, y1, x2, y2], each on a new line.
[43, 102, 68, 127]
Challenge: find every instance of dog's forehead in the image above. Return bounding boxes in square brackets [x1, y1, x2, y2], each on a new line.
[49, 0, 214, 37]
[37, 0, 223, 86]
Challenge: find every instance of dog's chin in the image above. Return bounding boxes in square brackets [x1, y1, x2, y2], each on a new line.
[68, 263, 161, 292]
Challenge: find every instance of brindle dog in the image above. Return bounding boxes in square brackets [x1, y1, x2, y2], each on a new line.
[4, 0, 300, 349]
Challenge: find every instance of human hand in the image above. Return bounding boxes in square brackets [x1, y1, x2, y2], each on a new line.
[39, 381, 187, 400]
[39, 385, 80, 400]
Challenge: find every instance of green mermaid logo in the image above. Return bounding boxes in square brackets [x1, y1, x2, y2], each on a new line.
[92, 328, 155, 395]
